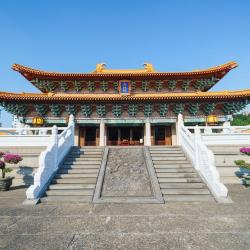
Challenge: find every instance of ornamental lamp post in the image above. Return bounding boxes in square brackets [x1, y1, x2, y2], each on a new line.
[206, 115, 218, 125]
[32, 117, 44, 127]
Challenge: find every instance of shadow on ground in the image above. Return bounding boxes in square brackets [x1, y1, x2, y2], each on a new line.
[0, 184, 249, 250]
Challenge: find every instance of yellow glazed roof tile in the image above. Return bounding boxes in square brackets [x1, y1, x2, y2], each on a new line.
[0, 89, 249, 102]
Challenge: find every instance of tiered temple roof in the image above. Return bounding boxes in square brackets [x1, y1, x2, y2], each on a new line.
[12, 61, 238, 92]
[0, 61, 249, 120]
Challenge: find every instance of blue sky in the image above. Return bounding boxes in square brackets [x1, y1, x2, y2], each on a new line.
[0, 0, 250, 126]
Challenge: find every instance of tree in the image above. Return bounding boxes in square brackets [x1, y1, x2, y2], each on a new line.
[231, 114, 250, 126]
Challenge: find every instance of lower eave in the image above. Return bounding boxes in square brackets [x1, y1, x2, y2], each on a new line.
[0, 90, 250, 103]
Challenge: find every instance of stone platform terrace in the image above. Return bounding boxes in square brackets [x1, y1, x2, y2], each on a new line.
[0, 185, 249, 250]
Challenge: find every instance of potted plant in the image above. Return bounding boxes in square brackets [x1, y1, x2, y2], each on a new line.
[235, 147, 250, 186]
[244, 175, 250, 185]
[0, 152, 23, 191]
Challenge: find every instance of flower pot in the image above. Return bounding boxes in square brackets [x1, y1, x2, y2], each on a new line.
[244, 176, 250, 186]
[0, 177, 14, 191]
[239, 167, 250, 175]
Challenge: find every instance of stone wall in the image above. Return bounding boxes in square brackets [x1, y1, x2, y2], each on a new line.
[209, 145, 250, 184]
[0, 147, 45, 187]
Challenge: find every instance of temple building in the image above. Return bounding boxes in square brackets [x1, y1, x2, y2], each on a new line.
[0, 61, 249, 146]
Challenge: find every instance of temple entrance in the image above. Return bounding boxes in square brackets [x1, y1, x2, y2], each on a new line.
[79, 126, 99, 146]
[153, 125, 172, 145]
[79, 124, 172, 147]
[107, 126, 144, 146]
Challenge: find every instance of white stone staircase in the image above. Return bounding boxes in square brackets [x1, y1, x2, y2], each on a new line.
[149, 146, 215, 202]
[41, 147, 103, 203]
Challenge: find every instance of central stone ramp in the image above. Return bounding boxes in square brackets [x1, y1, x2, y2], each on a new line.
[149, 146, 214, 202]
[94, 147, 163, 203]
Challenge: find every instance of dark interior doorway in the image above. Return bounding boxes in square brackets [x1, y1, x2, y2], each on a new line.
[154, 126, 172, 145]
[107, 126, 143, 146]
[79, 126, 98, 146]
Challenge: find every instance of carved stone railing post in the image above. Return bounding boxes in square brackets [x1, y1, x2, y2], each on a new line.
[99, 119, 105, 146]
[194, 125, 201, 170]
[145, 119, 151, 146]
[177, 113, 184, 145]
[51, 125, 58, 168]
[222, 121, 231, 134]
[68, 114, 75, 145]
[204, 126, 212, 134]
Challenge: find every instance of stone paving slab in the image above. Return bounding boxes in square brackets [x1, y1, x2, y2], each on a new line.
[0, 185, 249, 249]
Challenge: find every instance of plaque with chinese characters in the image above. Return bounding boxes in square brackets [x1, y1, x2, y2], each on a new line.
[119, 80, 131, 95]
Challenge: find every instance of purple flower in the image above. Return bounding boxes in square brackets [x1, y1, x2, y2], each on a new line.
[3, 154, 23, 164]
[240, 147, 250, 156]
[0, 160, 5, 169]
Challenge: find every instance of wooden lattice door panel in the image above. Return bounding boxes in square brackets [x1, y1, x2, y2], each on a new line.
[165, 126, 172, 145]
[79, 127, 85, 147]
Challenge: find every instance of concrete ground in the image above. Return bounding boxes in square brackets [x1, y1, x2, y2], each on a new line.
[0, 185, 249, 250]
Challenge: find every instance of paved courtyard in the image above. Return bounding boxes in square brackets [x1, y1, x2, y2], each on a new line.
[0, 185, 249, 250]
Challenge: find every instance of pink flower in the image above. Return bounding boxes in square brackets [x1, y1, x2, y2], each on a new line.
[3, 154, 23, 164]
[240, 148, 250, 156]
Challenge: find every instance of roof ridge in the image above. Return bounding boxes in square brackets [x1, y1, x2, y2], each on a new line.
[12, 61, 238, 75]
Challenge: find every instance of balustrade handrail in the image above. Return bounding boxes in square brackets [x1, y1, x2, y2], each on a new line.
[26, 115, 75, 201]
[177, 114, 228, 201]
[0, 127, 66, 131]
[185, 125, 250, 129]
[0, 127, 66, 137]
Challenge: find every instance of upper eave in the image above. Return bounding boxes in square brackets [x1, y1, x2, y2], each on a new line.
[0, 89, 249, 103]
[12, 61, 237, 81]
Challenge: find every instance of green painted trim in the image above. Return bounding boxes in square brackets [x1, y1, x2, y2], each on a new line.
[105, 119, 145, 124]
[77, 119, 100, 124]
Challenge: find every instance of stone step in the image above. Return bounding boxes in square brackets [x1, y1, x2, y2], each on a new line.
[69, 153, 102, 156]
[155, 168, 195, 173]
[46, 189, 94, 196]
[71, 151, 103, 154]
[57, 169, 99, 174]
[41, 196, 92, 203]
[154, 164, 192, 168]
[153, 160, 189, 164]
[150, 147, 181, 149]
[69, 154, 103, 158]
[67, 155, 102, 162]
[150, 153, 185, 157]
[149, 150, 183, 153]
[161, 188, 210, 195]
[157, 173, 198, 178]
[65, 159, 102, 163]
[64, 161, 101, 165]
[55, 173, 97, 178]
[160, 183, 206, 189]
[70, 151, 103, 155]
[150, 147, 181, 150]
[49, 183, 96, 190]
[158, 177, 202, 183]
[61, 164, 100, 169]
[51, 178, 97, 184]
[163, 195, 214, 202]
[73, 148, 103, 152]
[152, 157, 186, 161]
